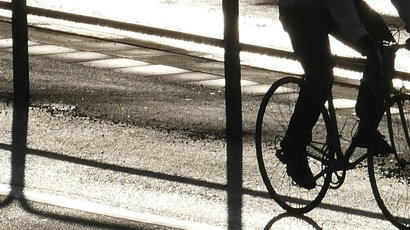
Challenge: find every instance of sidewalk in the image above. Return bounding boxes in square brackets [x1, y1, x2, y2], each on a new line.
[0, 19, 359, 107]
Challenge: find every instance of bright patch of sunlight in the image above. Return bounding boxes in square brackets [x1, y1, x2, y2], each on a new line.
[330, 37, 362, 58]
[334, 68, 363, 81]
[363, 0, 399, 16]
[26, 0, 224, 39]
[241, 52, 304, 75]
[116, 64, 189, 76]
[47, 51, 109, 62]
[396, 49, 410, 73]
[325, 99, 356, 109]
[0, 0, 408, 82]
[393, 78, 410, 93]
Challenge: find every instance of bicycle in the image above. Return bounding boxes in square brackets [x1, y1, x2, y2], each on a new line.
[255, 42, 410, 229]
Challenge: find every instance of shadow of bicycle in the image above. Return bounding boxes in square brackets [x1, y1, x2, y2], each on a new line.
[264, 212, 322, 230]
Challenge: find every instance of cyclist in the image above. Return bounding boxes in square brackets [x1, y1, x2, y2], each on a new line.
[277, 0, 410, 189]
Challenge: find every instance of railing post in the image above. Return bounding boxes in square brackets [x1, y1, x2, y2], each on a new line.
[10, 0, 29, 193]
[222, 0, 243, 229]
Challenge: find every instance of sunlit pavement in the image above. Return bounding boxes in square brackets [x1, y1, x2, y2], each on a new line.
[0, 15, 404, 230]
[3, 0, 408, 81]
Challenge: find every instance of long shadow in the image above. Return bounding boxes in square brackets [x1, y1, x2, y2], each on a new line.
[0, 142, 394, 223]
[0, 194, 160, 230]
[0, 0, 30, 209]
[1, 1, 171, 229]
[264, 213, 322, 230]
[223, 0, 243, 229]
[0, 143, 229, 192]
[18, 198, 165, 230]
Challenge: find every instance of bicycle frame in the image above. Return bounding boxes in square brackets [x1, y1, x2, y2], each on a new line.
[255, 41, 410, 227]
[323, 42, 407, 174]
[324, 93, 367, 171]
[385, 91, 410, 164]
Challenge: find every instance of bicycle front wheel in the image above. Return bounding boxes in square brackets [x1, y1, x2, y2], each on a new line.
[369, 93, 410, 229]
[255, 76, 332, 214]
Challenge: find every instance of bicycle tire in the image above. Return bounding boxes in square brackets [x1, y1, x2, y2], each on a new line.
[368, 93, 410, 229]
[255, 76, 332, 214]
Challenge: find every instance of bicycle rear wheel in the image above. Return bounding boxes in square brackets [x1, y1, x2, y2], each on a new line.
[369, 93, 410, 229]
[255, 76, 332, 214]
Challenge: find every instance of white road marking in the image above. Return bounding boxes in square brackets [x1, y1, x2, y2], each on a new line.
[0, 184, 223, 230]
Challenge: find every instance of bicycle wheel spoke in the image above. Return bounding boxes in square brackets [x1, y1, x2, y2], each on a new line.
[369, 94, 410, 229]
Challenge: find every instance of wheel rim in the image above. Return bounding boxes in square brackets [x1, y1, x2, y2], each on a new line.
[256, 77, 331, 213]
[369, 94, 410, 229]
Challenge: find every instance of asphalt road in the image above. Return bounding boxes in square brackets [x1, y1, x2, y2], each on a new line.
[0, 13, 405, 230]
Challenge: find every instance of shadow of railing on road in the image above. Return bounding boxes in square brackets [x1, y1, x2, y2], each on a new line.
[18, 198, 155, 230]
[0, 142, 391, 224]
[264, 213, 322, 230]
[0, 0, 29, 214]
[0, 194, 153, 230]
[0, 1, 165, 228]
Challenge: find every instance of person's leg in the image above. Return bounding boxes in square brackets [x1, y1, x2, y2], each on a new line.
[354, 0, 394, 124]
[353, 0, 395, 154]
[330, 0, 394, 155]
[279, 7, 334, 148]
[279, 7, 335, 189]
[354, 47, 395, 155]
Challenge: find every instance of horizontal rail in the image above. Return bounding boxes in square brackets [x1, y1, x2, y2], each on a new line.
[0, 2, 409, 81]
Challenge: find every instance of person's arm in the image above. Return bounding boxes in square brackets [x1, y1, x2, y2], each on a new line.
[325, 0, 368, 43]
[391, 0, 410, 32]
[391, 0, 410, 48]
[325, 0, 379, 55]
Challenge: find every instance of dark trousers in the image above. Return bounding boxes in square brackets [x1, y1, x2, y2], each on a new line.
[279, 1, 394, 146]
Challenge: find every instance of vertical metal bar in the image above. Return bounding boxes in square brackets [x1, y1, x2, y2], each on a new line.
[11, 0, 29, 192]
[222, 0, 242, 229]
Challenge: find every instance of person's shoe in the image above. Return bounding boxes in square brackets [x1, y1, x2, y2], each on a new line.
[355, 130, 394, 157]
[286, 157, 316, 189]
[276, 146, 316, 190]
